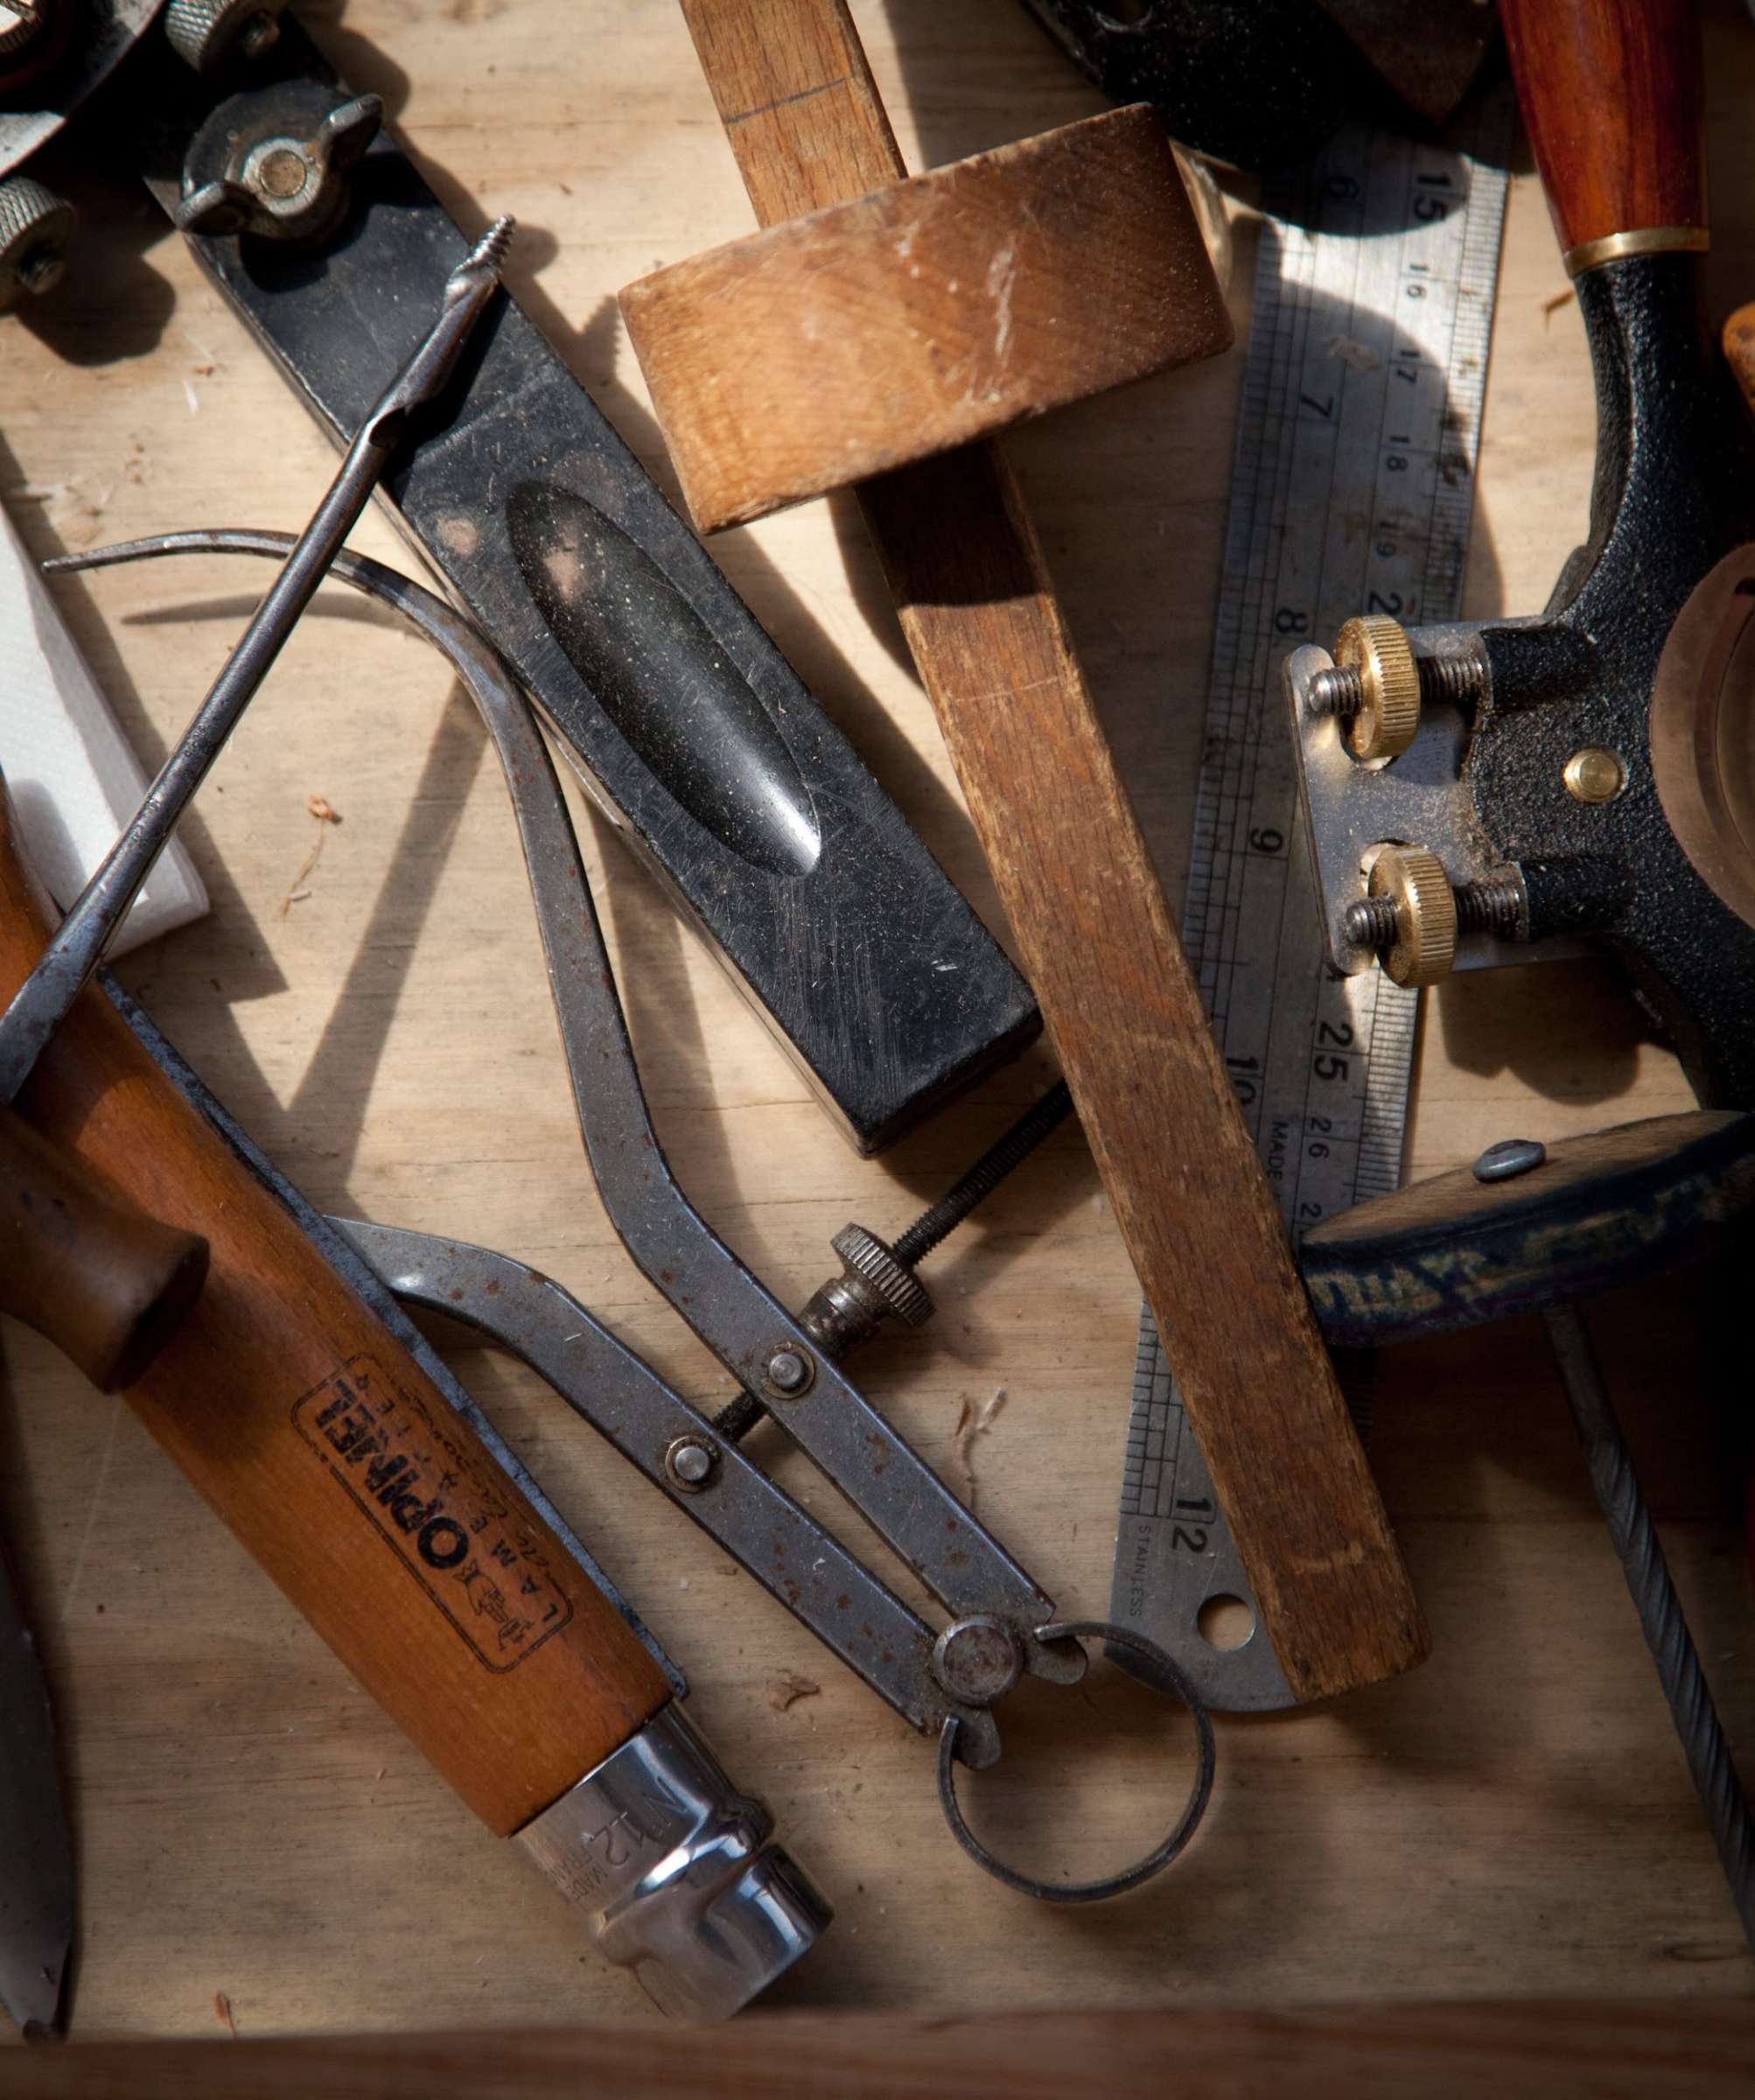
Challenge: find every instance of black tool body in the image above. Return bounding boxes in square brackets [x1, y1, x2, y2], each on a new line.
[1465, 253, 1755, 1105]
[115, 27, 1038, 1154]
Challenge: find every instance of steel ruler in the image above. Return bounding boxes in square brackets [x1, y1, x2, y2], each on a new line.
[1108, 95, 1516, 1710]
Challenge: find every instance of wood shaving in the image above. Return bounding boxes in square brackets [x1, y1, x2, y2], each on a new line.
[765, 1671, 822, 1713]
[280, 794, 342, 916]
[1542, 290, 1575, 324]
[214, 1991, 237, 2036]
[950, 1385, 1008, 1508]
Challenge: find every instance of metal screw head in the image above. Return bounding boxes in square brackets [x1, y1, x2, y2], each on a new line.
[253, 144, 311, 201]
[175, 86, 383, 244]
[1563, 746, 1626, 804]
[764, 1347, 813, 1397]
[0, 177, 73, 315]
[931, 1616, 1024, 1707]
[1472, 1138, 1547, 1183]
[663, 1437, 718, 1492]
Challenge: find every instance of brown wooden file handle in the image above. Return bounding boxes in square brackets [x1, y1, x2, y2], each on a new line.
[0, 787, 669, 1837]
[1500, 0, 1706, 270]
[0, 1103, 208, 1391]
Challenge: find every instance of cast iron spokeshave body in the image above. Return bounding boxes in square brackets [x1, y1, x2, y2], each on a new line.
[1292, 254, 1755, 1108]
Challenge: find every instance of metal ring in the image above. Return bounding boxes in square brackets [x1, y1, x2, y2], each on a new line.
[935, 1619, 1216, 1905]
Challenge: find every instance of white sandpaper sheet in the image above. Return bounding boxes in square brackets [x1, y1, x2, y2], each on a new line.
[0, 500, 207, 956]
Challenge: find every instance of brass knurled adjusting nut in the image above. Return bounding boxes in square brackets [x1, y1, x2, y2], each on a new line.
[1367, 844, 1458, 988]
[1335, 614, 1422, 761]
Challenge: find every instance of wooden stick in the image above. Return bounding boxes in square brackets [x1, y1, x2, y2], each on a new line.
[0, 788, 670, 1836]
[668, 0, 1427, 1702]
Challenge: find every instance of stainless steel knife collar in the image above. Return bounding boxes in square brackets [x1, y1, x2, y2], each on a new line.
[516, 1703, 830, 2023]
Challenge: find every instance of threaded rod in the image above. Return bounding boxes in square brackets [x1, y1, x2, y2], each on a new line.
[1305, 652, 1486, 723]
[1346, 872, 1525, 953]
[714, 1080, 1076, 1445]
[895, 1081, 1074, 1267]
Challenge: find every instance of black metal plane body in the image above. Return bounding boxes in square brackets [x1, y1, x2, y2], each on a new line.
[108, 27, 1037, 1154]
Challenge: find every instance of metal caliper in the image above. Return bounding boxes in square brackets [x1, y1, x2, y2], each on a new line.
[59, 525, 1215, 1908]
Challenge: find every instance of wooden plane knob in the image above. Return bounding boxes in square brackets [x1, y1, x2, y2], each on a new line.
[1302, 1111, 1755, 1350]
[619, 104, 1232, 535]
[0, 1099, 209, 1392]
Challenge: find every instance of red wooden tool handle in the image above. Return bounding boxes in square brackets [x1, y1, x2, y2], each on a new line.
[1500, 0, 1707, 270]
[0, 788, 669, 1836]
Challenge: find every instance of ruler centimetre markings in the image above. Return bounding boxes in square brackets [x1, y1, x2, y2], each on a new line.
[1110, 101, 1514, 1711]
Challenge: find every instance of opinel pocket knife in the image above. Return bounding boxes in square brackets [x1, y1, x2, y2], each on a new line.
[1, 890, 832, 2026]
[0, 222, 831, 2033]
[0, 0, 1038, 1155]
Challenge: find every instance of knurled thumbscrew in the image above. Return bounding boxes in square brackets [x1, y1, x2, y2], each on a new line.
[1304, 613, 1487, 764]
[1341, 844, 1525, 988]
[713, 1079, 1074, 1443]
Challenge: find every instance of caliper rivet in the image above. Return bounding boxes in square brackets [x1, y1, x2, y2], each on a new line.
[1563, 746, 1626, 804]
[663, 1436, 718, 1491]
[764, 1347, 813, 1396]
[932, 1617, 1024, 1707]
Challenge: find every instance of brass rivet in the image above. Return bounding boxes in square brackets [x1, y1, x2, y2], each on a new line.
[1563, 747, 1626, 804]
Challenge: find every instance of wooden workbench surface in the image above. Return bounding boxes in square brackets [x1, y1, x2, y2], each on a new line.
[3, 0, 1752, 2044]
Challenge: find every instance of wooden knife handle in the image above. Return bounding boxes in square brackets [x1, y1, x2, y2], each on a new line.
[0, 1103, 208, 1392]
[0, 788, 669, 1836]
[1500, 0, 1706, 268]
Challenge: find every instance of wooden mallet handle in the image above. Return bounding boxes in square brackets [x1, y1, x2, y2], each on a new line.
[0, 1103, 207, 1391]
[1500, 0, 1706, 270]
[0, 786, 669, 1837]
[650, 0, 1427, 1705]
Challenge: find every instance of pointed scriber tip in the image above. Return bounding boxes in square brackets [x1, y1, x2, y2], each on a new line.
[450, 214, 515, 295]
[362, 217, 514, 440]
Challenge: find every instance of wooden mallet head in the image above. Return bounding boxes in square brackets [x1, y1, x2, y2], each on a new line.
[619, 103, 1232, 536]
